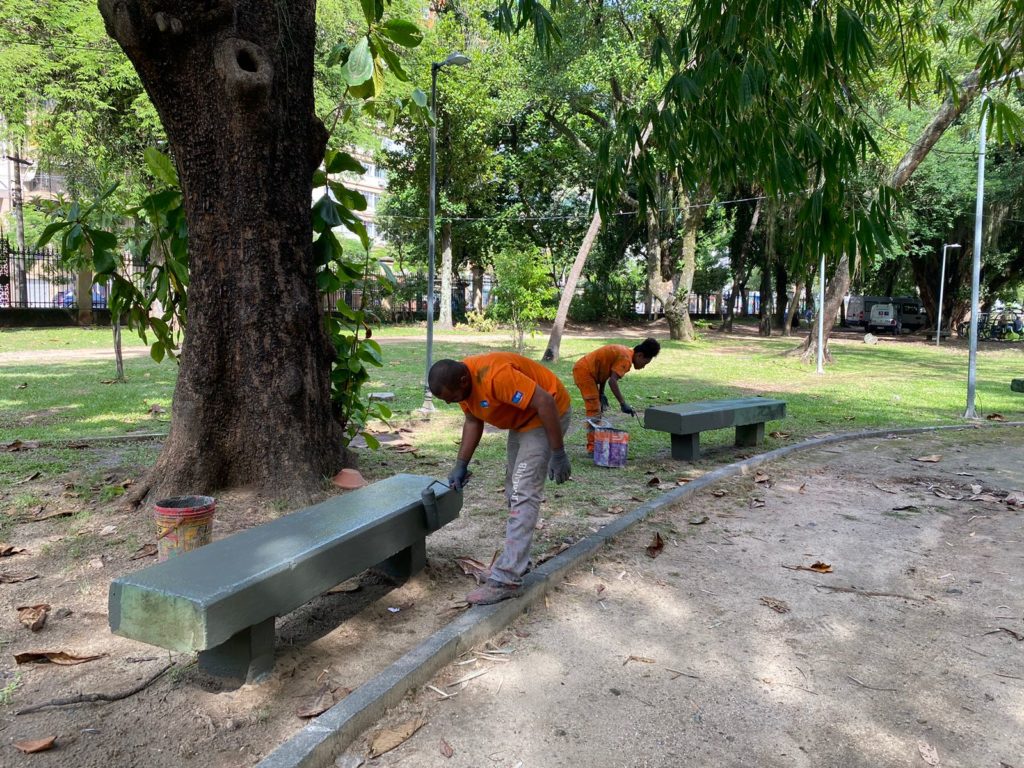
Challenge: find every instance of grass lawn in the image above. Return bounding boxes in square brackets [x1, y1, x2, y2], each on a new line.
[2, 324, 1022, 497]
[0, 326, 147, 353]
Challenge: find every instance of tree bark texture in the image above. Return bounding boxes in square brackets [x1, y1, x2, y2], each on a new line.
[782, 281, 802, 337]
[645, 198, 699, 342]
[438, 220, 453, 329]
[542, 208, 601, 362]
[99, 0, 342, 499]
[471, 263, 484, 311]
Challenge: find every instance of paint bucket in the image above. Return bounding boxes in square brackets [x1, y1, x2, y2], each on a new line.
[587, 418, 629, 468]
[153, 495, 216, 562]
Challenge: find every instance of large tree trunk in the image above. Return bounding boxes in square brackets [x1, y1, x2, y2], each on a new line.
[471, 263, 484, 311]
[438, 220, 453, 330]
[100, 0, 342, 500]
[781, 281, 802, 337]
[798, 252, 850, 363]
[673, 189, 699, 340]
[542, 209, 600, 362]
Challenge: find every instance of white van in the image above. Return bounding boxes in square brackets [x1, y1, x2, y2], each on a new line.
[867, 303, 901, 334]
[847, 295, 889, 328]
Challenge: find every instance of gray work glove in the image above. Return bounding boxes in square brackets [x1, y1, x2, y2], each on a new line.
[599, 393, 610, 411]
[448, 459, 471, 491]
[620, 402, 636, 416]
[548, 448, 572, 484]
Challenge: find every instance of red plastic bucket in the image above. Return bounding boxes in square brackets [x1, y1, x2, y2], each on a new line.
[153, 495, 216, 562]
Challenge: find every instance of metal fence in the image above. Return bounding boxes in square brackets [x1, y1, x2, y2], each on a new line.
[0, 239, 94, 309]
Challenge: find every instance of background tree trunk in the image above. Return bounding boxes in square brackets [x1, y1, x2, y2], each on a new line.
[100, 0, 342, 501]
[542, 209, 600, 362]
[471, 263, 484, 311]
[438, 220, 453, 330]
[782, 281, 803, 336]
[798, 252, 850, 363]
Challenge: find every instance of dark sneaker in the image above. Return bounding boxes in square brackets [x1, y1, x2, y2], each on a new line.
[466, 580, 521, 605]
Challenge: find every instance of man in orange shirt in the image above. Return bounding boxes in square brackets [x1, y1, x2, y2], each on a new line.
[429, 352, 572, 605]
[572, 337, 660, 451]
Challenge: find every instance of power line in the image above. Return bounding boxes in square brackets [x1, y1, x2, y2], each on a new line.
[0, 34, 123, 56]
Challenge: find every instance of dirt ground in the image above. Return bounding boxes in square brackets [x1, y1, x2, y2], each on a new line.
[2, 423, 1022, 767]
[336, 427, 1024, 768]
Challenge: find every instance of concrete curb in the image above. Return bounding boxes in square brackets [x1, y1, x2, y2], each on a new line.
[257, 421, 1024, 768]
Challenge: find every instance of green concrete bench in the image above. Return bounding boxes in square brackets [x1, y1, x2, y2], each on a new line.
[108, 474, 461, 682]
[644, 398, 787, 461]
[1012, 379, 1023, 393]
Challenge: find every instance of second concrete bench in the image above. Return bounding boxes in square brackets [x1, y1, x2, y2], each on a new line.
[644, 397, 787, 460]
[108, 473, 461, 682]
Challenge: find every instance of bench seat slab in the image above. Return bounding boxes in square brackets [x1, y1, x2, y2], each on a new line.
[1012, 379, 1023, 393]
[109, 474, 460, 658]
[645, 398, 786, 461]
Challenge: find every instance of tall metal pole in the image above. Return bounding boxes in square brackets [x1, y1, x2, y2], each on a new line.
[964, 97, 987, 419]
[422, 62, 440, 412]
[935, 243, 959, 348]
[816, 252, 825, 375]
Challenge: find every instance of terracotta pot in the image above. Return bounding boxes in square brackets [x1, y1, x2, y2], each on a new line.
[332, 468, 367, 490]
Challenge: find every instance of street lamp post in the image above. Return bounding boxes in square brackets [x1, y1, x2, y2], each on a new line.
[935, 243, 960, 348]
[422, 52, 470, 412]
[964, 93, 988, 419]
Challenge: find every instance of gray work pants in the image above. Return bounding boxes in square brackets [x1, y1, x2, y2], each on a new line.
[491, 409, 572, 586]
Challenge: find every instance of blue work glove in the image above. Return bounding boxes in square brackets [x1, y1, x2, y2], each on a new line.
[448, 459, 471, 491]
[548, 448, 572, 484]
[599, 393, 610, 411]
[620, 402, 636, 416]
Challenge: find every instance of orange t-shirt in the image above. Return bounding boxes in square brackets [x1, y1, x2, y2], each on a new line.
[459, 352, 571, 432]
[578, 344, 633, 385]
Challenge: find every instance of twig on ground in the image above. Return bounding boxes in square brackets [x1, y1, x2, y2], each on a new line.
[16, 663, 177, 715]
[664, 668, 701, 680]
[815, 584, 925, 602]
[846, 675, 898, 693]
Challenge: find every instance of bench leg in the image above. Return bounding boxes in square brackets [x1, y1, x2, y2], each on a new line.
[198, 616, 275, 683]
[735, 422, 765, 447]
[374, 537, 427, 584]
[670, 433, 700, 461]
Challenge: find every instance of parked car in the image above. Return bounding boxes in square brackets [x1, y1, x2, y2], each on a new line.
[846, 295, 889, 327]
[867, 302, 901, 334]
[894, 300, 928, 331]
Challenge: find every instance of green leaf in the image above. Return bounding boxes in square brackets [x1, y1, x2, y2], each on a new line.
[411, 88, 427, 108]
[373, 36, 410, 82]
[144, 147, 179, 187]
[327, 43, 349, 68]
[378, 19, 423, 48]
[312, 195, 344, 231]
[328, 181, 367, 211]
[359, 0, 378, 25]
[36, 221, 68, 249]
[361, 431, 381, 450]
[151, 341, 165, 363]
[325, 150, 367, 175]
[343, 38, 374, 87]
[93, 248, 116, 275]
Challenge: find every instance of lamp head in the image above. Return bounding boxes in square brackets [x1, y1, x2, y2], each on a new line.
[946, 243, 961, 249]
[441, 52, 470, 67]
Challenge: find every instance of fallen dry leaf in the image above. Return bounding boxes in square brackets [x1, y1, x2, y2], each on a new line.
[17, 604, 50, 632]
[914, 454, 942, 463]
[0, 544, 26, 557]
[3, 439, 39, 452]
[933, 489, 962, 500]
[688, 515, 709, 525]
[88, 557, 105, 569]
[535, 542, 571, 566]
[455, 555, 495, 584]
[368, 718, 426, 758]
[872, 482, 898, 494]
[798, 483, 807, 494]
[769, 431, 790, 439]
[1005, 491, 1023, 506]
[607, 505, 624, 514]
[971, 493, 1002, 503]
[27, 508, 73, 522]
[753, 471, 771, 484]
[917, 739, 940, 766]
[129, 543, 158, 560]
[781, 561, 833, 574]
[14, 650, 106, 666]
[147, 403, 167, 416]
[13, 736, 56, 754]
[985, 413, 1006, 422]
[970, 484, 983, 495]
[0, 570, 39, 584]
[711, 489, 727, 497]
[750, 498, 766, 508]
[645, 532, 664, 558]
[646, 477, 661, 487]
[15, 382, 28, 390]
[326, 581, 361, 595]
[676, 477, 691, 486]
[760, 597, 790, 614]
[295, 683, 351, 718]
[439, 739, 454, 758]
[596, 584, 606, 596]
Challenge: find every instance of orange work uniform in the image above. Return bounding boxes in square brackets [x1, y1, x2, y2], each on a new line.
[572, 345, 633, 451]
[460, 352, 571, 431]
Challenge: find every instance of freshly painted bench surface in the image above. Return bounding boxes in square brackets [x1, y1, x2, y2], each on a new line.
[1012, 379, 1023, 393]
[644, 398, 787, 460]
[109, 473, 461, 681]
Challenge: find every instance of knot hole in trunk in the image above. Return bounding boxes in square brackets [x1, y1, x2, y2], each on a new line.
[215, 38, 272, 108]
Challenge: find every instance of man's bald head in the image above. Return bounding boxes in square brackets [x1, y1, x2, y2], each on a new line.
[429, 359, 472, 403]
